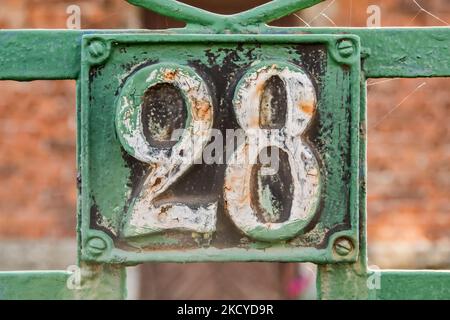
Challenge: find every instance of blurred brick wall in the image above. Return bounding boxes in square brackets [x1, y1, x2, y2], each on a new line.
[0, 81, 76, 238]
[0, 0, 140, 29]
[0, 0, 448, 269]
[0, 0, 139, 239]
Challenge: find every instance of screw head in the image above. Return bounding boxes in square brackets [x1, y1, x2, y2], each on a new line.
[337, 40, 355, 58]
[86, 237, 107, 256]
[334, 237, 354, 256]
[88, 40, 107, 58]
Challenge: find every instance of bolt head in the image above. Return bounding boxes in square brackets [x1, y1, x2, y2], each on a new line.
[88, 40, 106, 58]
[86, 237, 107, 256]
[334, 237, 354, 256]
[337, 40, 355, 58]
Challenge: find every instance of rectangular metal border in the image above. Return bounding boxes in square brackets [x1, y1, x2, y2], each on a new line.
[79, 33, 361, 264]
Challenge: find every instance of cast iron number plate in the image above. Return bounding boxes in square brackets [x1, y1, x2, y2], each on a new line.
[80, 34, 361, 264]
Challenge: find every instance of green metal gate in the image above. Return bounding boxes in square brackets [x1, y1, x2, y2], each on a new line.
[0, 0, 449, 300]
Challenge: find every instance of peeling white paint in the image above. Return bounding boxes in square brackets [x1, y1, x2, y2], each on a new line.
[116, 65, 216, 237]
[224, 63, 320, 240]
[116, 62, 321, 241]
[128, 203, 218, 235]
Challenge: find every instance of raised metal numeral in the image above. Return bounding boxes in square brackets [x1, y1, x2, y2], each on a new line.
[224, 62, 320, 241]
[116, 63, 216, 238]
[116, 61, 320, 241]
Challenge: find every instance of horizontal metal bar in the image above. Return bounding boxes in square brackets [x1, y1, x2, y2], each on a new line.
[0, 29, 152, 80]
[0, 30, 82, 80]
[0, 271, 74, 299]
[0, 265, 126, 299]
[0, 28, 449, 80]
[284, 27, 450, 78]
[374, 270, 450, 300]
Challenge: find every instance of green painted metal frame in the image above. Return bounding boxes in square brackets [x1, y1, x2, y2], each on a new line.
[80, 32, 361, 265]
[0, 0, 449, 300]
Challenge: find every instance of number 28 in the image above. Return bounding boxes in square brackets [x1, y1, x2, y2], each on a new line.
[115, 61, 320, 242]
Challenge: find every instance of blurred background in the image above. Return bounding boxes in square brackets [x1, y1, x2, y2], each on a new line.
[0, 0, 449, 299]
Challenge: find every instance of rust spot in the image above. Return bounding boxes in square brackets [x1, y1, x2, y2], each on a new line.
[193, 100, 212, 121]
[255, 81, 265, 95]
[157, 205, 172, 222]
[164, 69, 178, 81]
[300, 101, 315, 115]
[148, 176, 163, 193]
[152, 177, 162, 187]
